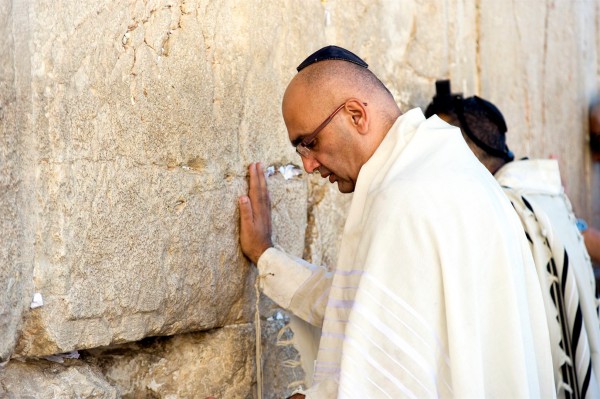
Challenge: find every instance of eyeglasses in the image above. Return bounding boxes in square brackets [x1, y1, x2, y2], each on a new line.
[295, 100, 367, 158]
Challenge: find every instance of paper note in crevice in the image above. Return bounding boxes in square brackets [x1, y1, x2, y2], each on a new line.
[279, 164, 302, 180]
[30, 292, 43, 309]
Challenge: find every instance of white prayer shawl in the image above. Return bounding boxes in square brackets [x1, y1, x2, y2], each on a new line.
[495, 159, 600, 399]
[258, 109, 555, 398]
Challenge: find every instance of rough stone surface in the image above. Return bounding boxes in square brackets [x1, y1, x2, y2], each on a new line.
[85, 324, 255, 399]
[0, 0, 36, 362]
[304, 176, 351, 268]
[15, 171, 305, 357]
[259, 297, 306, 399]
[0, 358, 119, 398]
[0, 0, 20, 363]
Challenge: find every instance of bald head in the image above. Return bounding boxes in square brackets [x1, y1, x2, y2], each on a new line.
[283, 60, 400, 141]
[285, 60, 394, 114]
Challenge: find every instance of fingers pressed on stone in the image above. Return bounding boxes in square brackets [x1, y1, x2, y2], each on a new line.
[239, 196, 253, 224]
[257, 162, 268, 193]
[248, 163, 261, 204]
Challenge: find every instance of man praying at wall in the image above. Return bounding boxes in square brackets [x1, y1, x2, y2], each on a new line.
[425, 80, 600, 399]
[239, 46, 555, 398]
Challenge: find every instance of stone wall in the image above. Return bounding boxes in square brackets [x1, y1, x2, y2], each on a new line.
[1, 0, 598, 397]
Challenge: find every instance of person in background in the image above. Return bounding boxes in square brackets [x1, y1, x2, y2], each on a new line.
[588, 99, 600, 162]
[238, 46, 554, 398]
[426, 80, 600, 399]
[584, 101, 600, 265]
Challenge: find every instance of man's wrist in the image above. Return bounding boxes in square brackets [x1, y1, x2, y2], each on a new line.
[252, 244, 273, 265]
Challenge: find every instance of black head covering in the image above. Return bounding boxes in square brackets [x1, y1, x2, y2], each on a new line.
[297, 45, 368, 72]
[456, 96, 514, 162]
[424, 80, 463, 117]
[426, 79, 514, 162]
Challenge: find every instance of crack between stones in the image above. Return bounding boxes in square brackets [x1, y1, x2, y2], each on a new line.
[9, 3, 16, 115]
[474, 0, 482, 94]
[541, 1, 550, 137]
[302, 181, 329, 262]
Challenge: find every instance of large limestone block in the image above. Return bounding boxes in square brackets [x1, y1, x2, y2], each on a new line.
[28, 0, 311, 168]
[0, 0, 36, 362]
[0, 0, 21, 362]
[0, 358, 119, 398]
[15, 171, 254, 356]
[86, 324, 255, 399]
[15, 168, 305, 356]
[13, 0, 309, 356]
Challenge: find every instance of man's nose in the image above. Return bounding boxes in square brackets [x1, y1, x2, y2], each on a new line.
[301, 156, 321, 174]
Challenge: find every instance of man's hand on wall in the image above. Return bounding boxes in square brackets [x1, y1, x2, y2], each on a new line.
[239, 162, 274, 264]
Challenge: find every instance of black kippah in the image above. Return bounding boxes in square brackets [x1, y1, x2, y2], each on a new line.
[296, 45, 368, 72]
[456, 96, 514, 162]
[468, 96, 507, 133]
[425, 79, 463, 117]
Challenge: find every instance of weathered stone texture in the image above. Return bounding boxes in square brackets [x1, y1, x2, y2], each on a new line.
[12, 0, 309, 357]
[0, 359, 119, 398]
[86, 324, 255, 399]
[256, 292, 308, 399]
[0, 0, 21, 363]
[0, 0, 36, 362]
[16, 170, 305, 357]
[304, 176, 350, 268]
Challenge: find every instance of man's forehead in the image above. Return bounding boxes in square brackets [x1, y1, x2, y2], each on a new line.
[282, 81, 312, 140]
[283, 107, 312, 146]
[283, 75, 307, 103]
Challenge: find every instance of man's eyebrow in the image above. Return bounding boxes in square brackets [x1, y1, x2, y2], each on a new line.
[291, 135, 307, 147]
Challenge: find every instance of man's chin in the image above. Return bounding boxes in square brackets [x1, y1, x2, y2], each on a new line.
[336, 181, 355, 194]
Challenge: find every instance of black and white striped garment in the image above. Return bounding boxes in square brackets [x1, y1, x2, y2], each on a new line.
[503, 187, 595, 399]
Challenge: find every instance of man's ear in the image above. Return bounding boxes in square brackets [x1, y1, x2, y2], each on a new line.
[346, 99, 369, 134]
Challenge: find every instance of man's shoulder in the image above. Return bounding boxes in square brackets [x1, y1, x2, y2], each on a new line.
[495, 159, 562, 194]
[366, 171, 485, 218]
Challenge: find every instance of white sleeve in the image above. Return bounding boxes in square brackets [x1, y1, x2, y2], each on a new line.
[288, 379, 338, 399]
[257, 247, 332, 327]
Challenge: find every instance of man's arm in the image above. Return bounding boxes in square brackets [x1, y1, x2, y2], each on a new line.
[238, 162, 332, 327]
[258, 248, 332, 327]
